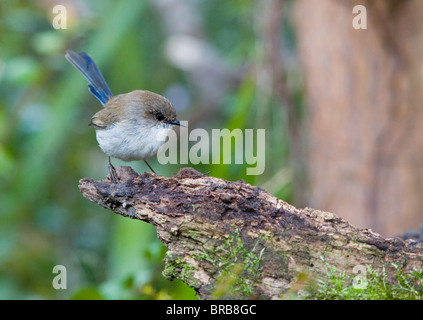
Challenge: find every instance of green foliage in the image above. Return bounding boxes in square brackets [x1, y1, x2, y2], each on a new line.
[308, 258, 423, 300]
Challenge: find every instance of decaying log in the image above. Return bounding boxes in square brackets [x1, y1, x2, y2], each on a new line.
[78, 166, 423, 299]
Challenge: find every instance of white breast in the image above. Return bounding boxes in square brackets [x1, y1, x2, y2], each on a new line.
[95, 122, 172, 161]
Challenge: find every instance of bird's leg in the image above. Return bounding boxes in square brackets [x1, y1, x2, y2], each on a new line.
[144, 160, 156, 174]
[108, 156, 118, 183]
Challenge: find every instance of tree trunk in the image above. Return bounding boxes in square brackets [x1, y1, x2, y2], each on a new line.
[294, 0, 423, 236]
[79, 166, 423, 300]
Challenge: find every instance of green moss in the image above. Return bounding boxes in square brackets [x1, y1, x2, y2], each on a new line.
[163, 226, 270, 298]
[196, 227, 270, 299]
[307, 258, 423, 300]
[162, 252, 200, 289]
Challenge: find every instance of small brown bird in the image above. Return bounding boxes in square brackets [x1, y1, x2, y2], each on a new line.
[65, 50, 182, 183]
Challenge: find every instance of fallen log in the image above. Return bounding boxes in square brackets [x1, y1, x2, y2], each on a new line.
[78, 166, 423, 299]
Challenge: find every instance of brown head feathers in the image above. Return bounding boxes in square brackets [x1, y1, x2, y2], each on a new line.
[89, 90, 178, 129]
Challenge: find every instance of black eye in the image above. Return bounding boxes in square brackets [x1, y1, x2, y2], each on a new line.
[155, 113, 165, 121]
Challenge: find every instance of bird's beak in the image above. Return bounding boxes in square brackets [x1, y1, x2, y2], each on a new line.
[166, 119, 186, 127]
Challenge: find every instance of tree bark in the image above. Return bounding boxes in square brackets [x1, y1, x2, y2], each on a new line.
[79, 166, 423, 300]
[295, 0, 423, 236]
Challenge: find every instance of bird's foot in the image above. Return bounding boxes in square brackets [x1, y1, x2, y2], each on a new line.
[108, 157, 119, 183]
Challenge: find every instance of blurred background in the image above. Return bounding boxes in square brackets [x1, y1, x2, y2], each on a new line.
[0, 0, 422, 299]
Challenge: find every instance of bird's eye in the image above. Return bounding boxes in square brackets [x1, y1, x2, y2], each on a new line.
[155, 113, 165, 121]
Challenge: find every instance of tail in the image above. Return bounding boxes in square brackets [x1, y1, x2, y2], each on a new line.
[65, 50, 114, 105]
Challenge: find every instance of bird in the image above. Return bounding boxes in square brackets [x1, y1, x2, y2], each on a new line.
[65, 50, 182, 183]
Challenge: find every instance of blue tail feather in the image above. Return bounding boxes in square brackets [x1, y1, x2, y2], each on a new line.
[88, 84, 110, 106]
[65, 50, 114, 105]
